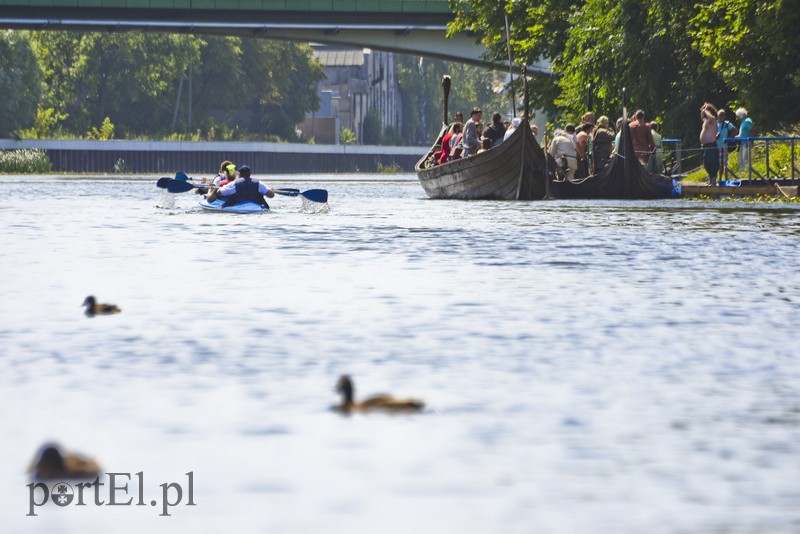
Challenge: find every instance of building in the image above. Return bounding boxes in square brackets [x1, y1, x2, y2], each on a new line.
[298, 45, 402, 145]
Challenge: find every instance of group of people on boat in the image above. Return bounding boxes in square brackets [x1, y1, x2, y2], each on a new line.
[199, 160, 275, 207]
[434, 108, 540, 165]
[549, 110, 666, 182]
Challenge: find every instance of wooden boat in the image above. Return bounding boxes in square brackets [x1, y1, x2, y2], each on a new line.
[416, 78, 675, 201]
[416, 117, 549, 200]
[415, 75, 549, 201]
[550, 120, 679, 200]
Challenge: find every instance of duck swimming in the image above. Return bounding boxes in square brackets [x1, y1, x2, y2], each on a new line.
[81, 295, 121, 317]
[333, 375, 425, 414]
[30, 444, 101, 481]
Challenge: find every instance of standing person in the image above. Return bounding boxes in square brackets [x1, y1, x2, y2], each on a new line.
[574, 123, 593, 176]
[206, 164, 274, 207]
[629, 110, 655, 165]
[591, 116, 615, 172]
[565, 123, 576, 143]
[700, 103, 719, 186]
[716, 110, 737, 181]
[484, 112, 507, 147]
[462, 107, 482, 157]
[649, 121, 664, 174]
[613, 117, 624, 154]
[735, 108, 754, 174]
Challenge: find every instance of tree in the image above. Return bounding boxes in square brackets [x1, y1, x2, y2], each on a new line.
[0, 31, 43, 137]
[447, 0, 790, 143]
[28, 31, 202, 136]
[362, 109, 383, 144]
[396, 54, 506, 145]
[27, 32, 324, 140]
[691, 0, 800, 128]
[556, 0, 732, 142]
[237, 39, 325, 140]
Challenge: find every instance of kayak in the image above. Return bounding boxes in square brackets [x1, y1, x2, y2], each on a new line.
[199, 199, 269, 213]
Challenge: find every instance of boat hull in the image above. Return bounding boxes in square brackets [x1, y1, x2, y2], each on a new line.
[415, 118, 549, 200]
[199, 199, 269, 213]
[549, 121, 678, 200]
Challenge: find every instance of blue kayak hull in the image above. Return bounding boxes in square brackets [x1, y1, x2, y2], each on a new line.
[199, 199, 268, 213]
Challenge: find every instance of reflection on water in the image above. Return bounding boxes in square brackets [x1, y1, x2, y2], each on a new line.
[0, 176, 798, 533]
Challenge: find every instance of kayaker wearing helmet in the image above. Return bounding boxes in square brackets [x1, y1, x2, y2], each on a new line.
[206, 164, 275, 208]
[195, 160, 237, 194]
[215, 161, 238, 187]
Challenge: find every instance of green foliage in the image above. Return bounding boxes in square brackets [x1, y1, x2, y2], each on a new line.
[87, 117, 115, 140]
[362, 109, 383, 145]
[376, 162, 403, 173]
[396, 54, 506, 144]
[26, 32, 324, 141]
[17, 107, 68, 139]
[690, 0, 800, 128]
[113, 158, 127, 174]
[340, 127, 357, 145]
[0, 149, 51, 173]
[0, 31, 44, 137]
[451, 0, 799, 144]
[29, 31, 203, 135]
[236, 39, 325, 140]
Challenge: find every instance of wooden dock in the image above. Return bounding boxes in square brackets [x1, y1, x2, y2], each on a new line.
[680, 183, 798, 198]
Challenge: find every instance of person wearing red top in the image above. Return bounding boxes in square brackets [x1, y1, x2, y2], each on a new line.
[439, 122, 462, 164]
[628, 110, 655, 165]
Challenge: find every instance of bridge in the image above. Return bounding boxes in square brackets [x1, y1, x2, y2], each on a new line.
[0, 0, 493, 65]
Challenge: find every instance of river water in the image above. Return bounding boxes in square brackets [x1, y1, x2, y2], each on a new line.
[0, 174, 798, 533]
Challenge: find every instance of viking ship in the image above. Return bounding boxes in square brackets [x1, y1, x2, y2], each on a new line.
[415, 76, 550, 200]
[550, 118, 678, 199]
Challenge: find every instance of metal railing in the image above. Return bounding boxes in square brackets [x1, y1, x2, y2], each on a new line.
[661, 137, 800, 182]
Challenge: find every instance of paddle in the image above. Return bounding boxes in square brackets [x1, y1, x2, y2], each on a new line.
[159, 178, 328, 202]
[273, 188, 328, 203]
[156, 171, 194, 190]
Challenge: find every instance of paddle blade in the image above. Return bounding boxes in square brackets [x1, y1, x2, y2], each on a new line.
[301, 189, 328, 203]
[166, 180, 197, 193]
[156, 177, 171, 189]
[175, 171, 190, 181]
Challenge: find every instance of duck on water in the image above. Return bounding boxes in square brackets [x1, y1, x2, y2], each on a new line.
[81, 296, 121, 317]
[29, 443, 100, 481]
[333, 375, 425, 414]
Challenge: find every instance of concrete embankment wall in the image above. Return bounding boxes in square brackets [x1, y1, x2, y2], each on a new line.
[0, 139, 423, 174]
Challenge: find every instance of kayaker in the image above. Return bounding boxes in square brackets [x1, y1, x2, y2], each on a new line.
[215, 160, 237, 187]
[196, 160, 237, 194]
[206, 164, 275, 207]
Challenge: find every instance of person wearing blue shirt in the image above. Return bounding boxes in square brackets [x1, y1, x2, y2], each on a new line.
[716, 110, 737, 181]
[735, 108, 754, 174]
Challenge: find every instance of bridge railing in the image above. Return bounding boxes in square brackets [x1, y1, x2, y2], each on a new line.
[661, 137, 800, 182]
